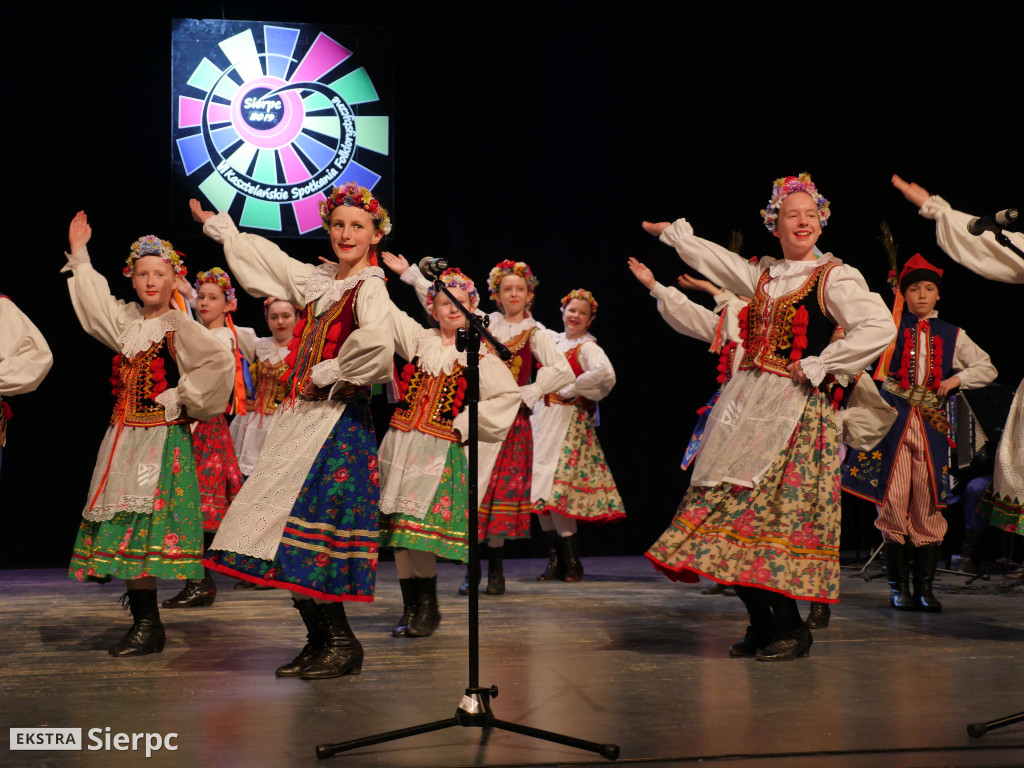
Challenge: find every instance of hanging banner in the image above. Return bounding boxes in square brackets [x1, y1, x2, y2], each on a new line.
[172, 19, 393, 236]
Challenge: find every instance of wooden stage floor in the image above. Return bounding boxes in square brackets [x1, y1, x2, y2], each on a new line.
[2, 556, 1022, 767]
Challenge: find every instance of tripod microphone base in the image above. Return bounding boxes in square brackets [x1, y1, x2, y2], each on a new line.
[315, 683, 620, 760]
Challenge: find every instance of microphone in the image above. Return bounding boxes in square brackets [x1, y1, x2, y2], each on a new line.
[967, 208, 1019, 236]
[418, 256, 448, 277]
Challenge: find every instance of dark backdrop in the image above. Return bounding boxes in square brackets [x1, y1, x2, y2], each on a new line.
[2, 4, 1020, 568]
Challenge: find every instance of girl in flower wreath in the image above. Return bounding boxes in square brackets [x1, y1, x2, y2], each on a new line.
[230, 297, 300, 480]
[190, 182, 394, 681]
[162, 267, 253, 609]
[381, 253, 573, 596]
[529, 289, 625, 581]
[641, 173, 896, 661]
[380, 268, 519, 637]
[63, 211, 234, 657]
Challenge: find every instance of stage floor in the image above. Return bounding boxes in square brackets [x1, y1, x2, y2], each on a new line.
[2, 557, 1022, 768]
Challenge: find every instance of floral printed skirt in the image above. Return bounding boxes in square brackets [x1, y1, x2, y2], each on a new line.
[381, 441, 469, 562]
[478, 408, 532, 540]
[535, 406, 626, 523]
[68, 425, 204, 582]
[205, 402, 380, 602]
[982, 488, 1021, 535]
[646, 392, 842, 602]
[193, 415, 244, 532]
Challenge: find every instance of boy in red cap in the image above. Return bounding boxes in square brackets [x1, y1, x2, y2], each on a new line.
[843, 254, 996, 611]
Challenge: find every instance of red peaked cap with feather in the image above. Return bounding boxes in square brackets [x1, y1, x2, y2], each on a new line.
[898, 253, 943, 294]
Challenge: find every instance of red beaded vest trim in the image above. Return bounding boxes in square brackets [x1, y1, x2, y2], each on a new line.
[283, 282, 362, 399]
[390, 359, 467, 442]
[109, 333, 188, 428]
[738, 262, 837, 378]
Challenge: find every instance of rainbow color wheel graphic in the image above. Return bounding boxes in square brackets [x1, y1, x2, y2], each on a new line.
[176, 24, 389, 234]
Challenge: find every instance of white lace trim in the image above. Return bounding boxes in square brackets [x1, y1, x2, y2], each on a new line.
[155, 388, 182, 421]
[919, 195, 951, 220]
[801, 356, 828, 388]
[255, 336, 287, 362]
[767, 253, 841, 279]
[61, 246, 90, 273]
[119, 309, 185, 357]
[415, 329, 468, 375]
[552, 331, 596, 352]
[83, 496, 155, 522]
[303, 264, 385, 305]
[488, 312, 542, 339]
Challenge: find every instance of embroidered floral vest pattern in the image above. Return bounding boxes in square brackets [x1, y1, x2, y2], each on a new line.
[246, 356, 290, 415]
[390, 358, 466, 442]
[109, 334, 186, 427]
[284, 282, 361, 397]
[739, 263, 837, 378]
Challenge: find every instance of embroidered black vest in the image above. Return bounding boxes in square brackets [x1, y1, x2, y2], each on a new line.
[390, 358, 466, 442]
[109, 334, 186, 427]
[739, 262, 838, 378]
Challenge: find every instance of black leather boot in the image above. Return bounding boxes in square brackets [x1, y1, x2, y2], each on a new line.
[110, 590, 166, 657]
[458, 545, 484, 596]
[806, 602, 831, 629]
[406, 576, 441, 637]
[392, 578, 418, 637]
[537, 530, 562, 581]
[162, 569, 217, 608]
[299, 603, 364, 679]
[960, 529, 982, 575]
[558, 534, 583, 582]
[485, 543, 505, 595]
[757, 593, 812, 661]
[913, 543, 944, 612]
[730, 585, 774, 657]
[276, 598, 326, 677]
[884, 541, 914, 610]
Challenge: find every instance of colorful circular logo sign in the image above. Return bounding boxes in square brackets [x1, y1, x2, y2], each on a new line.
[173, 21, 391, 235]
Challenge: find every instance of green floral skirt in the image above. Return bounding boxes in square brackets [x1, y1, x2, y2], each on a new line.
[382, 441, 469, 562]
[68, 425, 203, 582]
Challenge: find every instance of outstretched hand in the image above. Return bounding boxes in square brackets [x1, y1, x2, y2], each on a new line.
[642, 221, 670, 238]
[891, 174, 930, 208]
[189, 198, 215, 224]
[380, 251, 409, 276]
[626, 257, 655, 290]
[68, 210, 92, 253]
[677, 274, 722, 296]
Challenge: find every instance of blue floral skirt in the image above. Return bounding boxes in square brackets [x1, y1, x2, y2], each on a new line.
[205, 401, 380, 602]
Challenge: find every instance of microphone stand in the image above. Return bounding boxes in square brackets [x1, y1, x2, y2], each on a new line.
[316, 280, 620, 761]
[992, 228, 1024, 259]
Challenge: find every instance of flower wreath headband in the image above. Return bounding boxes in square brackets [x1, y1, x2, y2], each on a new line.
[123, 235, 187, 278]
[319, 182, 392, 234]
[426, 268, 480, 312]
[194, 267, 236, 304]
[487, 260, 539, 305]
[760, 173, 831, 233]
[263, 296, 302, 318]
[560, 288, 598, 317]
